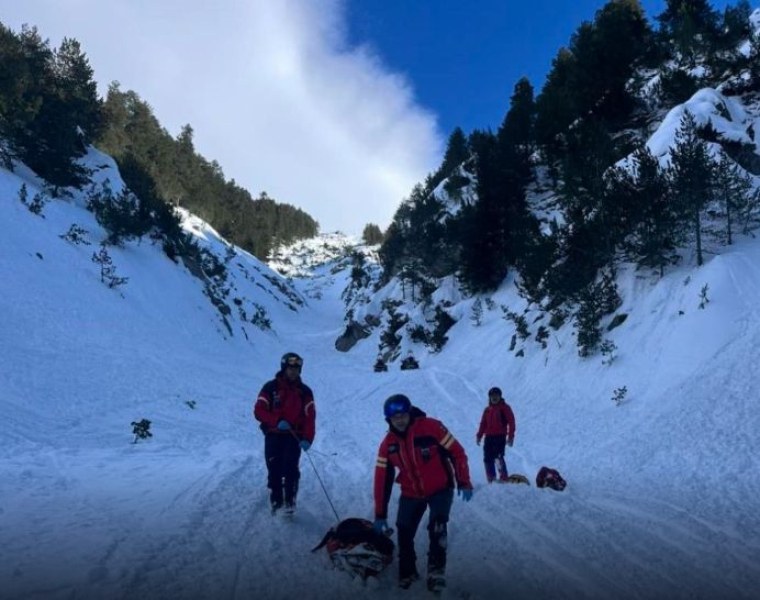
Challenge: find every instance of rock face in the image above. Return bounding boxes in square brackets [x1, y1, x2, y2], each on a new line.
[335, 320, 371, 352]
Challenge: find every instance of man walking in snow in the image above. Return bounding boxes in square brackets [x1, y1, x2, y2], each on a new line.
[254, 352, 315, 516]
[476, 386, 515, 483]
[373, 394, 473, 592]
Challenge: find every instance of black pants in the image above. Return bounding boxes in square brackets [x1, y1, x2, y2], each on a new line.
[264, 432, 301, 506]
[483, 435, 508, 480]
[395, 488, 454, 579]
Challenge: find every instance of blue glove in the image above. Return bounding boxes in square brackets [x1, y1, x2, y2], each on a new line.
[458, 488, 474, 502]
[276, 420, 291, 431]
[373, 518, 388, 533]
[299, 440, 311, 451]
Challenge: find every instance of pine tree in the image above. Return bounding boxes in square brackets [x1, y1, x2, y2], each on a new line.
[430, 127, 470, 189]
[0, 24, 32, 167]
[748, 26, 760, 91]
[716, 0, 751, 51]
[714, 152, 753, 245]
[656, 0, 720, 64]
[535, 48, 577, 169]
[458, 83, 537, 294]
[667, 111, 715, 266]
[53, 37, 102, 144]
[459, 131, 506, 291]
[561, 119, 619, 266]
[4, 27, 93, 190]
[628, 145, 679, 275]
[362, 223, 383, 245]
[497, 77, 535, 184]
[570, 0, 651, 124]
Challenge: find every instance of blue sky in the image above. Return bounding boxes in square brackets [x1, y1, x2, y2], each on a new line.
[346, 0, 737, 136]
[0, 0, 741, 233]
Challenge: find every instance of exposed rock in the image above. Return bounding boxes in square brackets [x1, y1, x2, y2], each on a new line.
[335, 320, 371, 352]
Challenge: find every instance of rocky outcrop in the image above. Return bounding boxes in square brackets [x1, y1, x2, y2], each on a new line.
[335, 320, 371, 352]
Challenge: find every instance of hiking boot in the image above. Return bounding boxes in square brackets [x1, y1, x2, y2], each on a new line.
[283, 501, 296, 517]
[398, 572, 419, 589]
[427, 571, 446, 593]
[270, 501, 283, 515]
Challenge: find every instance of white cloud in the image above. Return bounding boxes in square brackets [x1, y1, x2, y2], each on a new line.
[3, 0, 443, 234]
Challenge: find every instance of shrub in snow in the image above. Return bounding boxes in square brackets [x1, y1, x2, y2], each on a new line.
[698, 284, 710, 309]
[59, 224, 91, 245]
[600, 339, 618, 366]
[575, 295, 602, 358]
[251, 303, 272, 330]
[429, 305, 456, 353]
[502, 306, 529, 340]
[18, 184, 47, 216]
[378, 300, 407, 355]
[548, 308, 568, 330]
[408, 324, 429, 345]
[400, 355, 419, 370]
[131, 419, 152, 443]
[87, 181, 149, 246]
[91, 243, 128, 289]
[611, 386, 628, 407]
[535, 325, 549, 349]
[470, 298, 483, 327]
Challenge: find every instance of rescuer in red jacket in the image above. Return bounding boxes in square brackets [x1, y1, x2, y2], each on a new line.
[476, 386, 516, 483]
[373, 394, 473, 592]
[254, 352, 315, 515]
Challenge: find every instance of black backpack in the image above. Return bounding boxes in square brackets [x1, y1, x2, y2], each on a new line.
[536, 466, 567, 491]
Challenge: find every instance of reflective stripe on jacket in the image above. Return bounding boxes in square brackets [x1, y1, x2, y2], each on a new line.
[374, 410, 471, 519]
[253, 372, 316, 443]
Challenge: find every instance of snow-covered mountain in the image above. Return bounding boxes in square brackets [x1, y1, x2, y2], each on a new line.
[3, 10, 760, 599]
[344, 15, 760, 370]
[3, 128, 760, 600]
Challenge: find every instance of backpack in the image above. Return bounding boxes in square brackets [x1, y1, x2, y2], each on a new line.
[311, 518, 395, 579]
[536, 466, 567, 491]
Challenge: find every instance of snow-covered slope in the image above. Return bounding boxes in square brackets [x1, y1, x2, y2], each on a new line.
[3, 142, 760, 600]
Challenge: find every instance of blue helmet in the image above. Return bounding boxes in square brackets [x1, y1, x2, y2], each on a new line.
[383, 394, 411, 418]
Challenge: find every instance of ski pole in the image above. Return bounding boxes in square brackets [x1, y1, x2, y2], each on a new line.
[289, 428, 341, 522]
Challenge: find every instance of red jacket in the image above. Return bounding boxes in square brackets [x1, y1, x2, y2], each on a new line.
[476, 400, 515, 444]
[253, 372, 316, 443]
[374, 408, 472, 519]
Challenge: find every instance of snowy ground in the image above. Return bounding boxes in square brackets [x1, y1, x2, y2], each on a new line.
[3, 159, 760, 600]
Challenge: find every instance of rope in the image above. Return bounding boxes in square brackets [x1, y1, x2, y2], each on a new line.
[288, 428, 341, 522]
[302, 446, 341, 522]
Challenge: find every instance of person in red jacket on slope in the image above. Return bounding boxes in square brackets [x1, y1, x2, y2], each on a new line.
[476, 386, 516, 483]
[253, 352, 315, 515]
[373, 394, 473, 592]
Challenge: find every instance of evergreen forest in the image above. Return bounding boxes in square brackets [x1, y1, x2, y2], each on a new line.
[377, 0, 760, 356]
[0, 22, 318, 261]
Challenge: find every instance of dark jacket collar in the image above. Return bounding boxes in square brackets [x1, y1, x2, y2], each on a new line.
[276, 371, 301, 386]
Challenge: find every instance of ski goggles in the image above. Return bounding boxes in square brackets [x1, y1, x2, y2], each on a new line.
[284, 356, 303, 368]
[384, 399, 410, 418]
